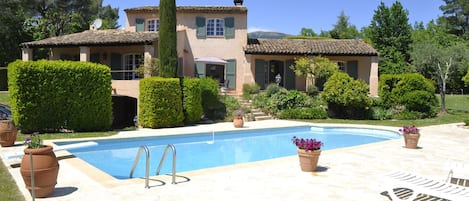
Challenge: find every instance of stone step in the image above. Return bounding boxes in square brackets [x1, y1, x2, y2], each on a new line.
[231, 95, 273, 121]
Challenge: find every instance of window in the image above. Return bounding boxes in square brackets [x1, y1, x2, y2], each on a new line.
[207, 18, 224, 36]
[337, 61, 347, 72]
[123, 54, 142, 80]
[147, 19, 159, 32]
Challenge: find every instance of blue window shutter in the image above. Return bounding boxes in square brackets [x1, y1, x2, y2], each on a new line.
[285, 60, 296, 90]
[195, 63, 205, 77]
[226, 59, 236, 89]
[224, 17, 235, 39]
[347, 61, 358, 79]
[196, 17, 206, 38]
[136, 18, 144, 32]
[255, 59, 267, 89]
[110, 53, 122, 79]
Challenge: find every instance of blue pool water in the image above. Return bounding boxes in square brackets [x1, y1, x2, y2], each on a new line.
[56, 126, 399, 179]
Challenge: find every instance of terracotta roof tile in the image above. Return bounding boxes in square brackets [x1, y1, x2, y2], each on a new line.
[21, 30, 158, 48]
[245, 39, 378, 56]
[124, 6, 247, 14]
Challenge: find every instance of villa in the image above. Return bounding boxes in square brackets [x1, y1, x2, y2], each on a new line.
[20, 0, 378, 99]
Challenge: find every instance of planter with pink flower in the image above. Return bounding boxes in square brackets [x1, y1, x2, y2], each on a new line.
[292, 136, 323, 172]
[399, 125, 420, 149]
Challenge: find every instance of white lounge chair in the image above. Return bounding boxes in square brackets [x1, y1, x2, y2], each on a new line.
[446, 161, 469, 187]
[384, 171, 469, 201]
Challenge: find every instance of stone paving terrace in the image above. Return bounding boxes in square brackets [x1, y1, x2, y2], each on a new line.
[1, 120, 468, 201]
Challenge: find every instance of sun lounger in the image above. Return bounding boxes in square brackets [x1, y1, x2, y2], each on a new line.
[446, 161, 469, 187]
[384, 171, 469, 201]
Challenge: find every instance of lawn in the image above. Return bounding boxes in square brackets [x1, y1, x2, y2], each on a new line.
[0, 93, 468, 200]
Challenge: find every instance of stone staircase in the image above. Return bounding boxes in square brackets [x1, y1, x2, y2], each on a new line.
[233, 96, 273, 121]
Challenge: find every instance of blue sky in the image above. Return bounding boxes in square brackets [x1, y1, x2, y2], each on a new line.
[102, 0, 442, 35]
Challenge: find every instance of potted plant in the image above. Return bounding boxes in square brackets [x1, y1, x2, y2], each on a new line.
[0, 113, 18, 147]
[20, 134, 59, 198]
[292, 136, 323, 172]
[233, 109, 244, 128]
[399, 125, 420, 149]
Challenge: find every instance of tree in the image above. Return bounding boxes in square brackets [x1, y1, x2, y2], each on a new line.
[300, 28, 316, 37]
[0, 0, 32, 66]
[411, 37, 469, 114]
[439, 0, 469, 39]
[290, 56, 338, 87]
[368, 1, 413, 75]
[23, 0, 119, 41]
[330, 11, 360, 39]
[159, 0, 178, 78]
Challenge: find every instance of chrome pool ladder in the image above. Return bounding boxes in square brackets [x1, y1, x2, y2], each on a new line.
[129, 144, 177, 188]
[156, 144, 177, 184]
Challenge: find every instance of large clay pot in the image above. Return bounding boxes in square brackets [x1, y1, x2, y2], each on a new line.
[20, 145, 59, 198]
[297, 149, 321, 172]
[0, 120, 18, 147]
[233, 117, 244, 128]
[403, 133, 420, 149]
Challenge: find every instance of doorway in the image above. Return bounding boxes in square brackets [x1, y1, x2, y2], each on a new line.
[269, 60, 284, 86]
[206, 64, 226, 85]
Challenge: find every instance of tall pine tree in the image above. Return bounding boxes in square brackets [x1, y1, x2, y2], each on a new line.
[159, 0, 178, 78]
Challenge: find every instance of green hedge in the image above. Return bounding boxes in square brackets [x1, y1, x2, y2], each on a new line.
[139, 77, 184, 128]
[8, 60, 112, 132]
[379, 73, 438, 117]
[199, 77, 225, 120]
[322, 72, 372, 119]
[181, 77, 203, 123]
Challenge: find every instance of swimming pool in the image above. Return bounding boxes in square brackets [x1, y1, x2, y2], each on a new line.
[56, 126, 400, 179]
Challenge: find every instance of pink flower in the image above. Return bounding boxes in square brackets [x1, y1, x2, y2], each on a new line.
[292, 136, 323, 151]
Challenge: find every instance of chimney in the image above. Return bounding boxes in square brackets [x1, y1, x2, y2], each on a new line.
[234, 0, 243, 6]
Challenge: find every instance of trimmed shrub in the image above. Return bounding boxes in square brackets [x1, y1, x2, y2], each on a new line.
[265, 83, 284, 97]
[379, 73, 438, 118]
[139, 77, 184, 128]
[322, 72, 372, 119]
[8, 60, 112, 132]
[199, 77, 225, 120]
[464, 119, 469, 126]
[181, 77, 203, 123]
[269, 90, 308, 113]
[306, 85, 319, 96]
[395, 110, 424, 120]
[278, 108, 327, 119]
[242, 83, 260, 99]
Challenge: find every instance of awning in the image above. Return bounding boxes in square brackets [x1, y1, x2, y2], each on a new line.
[195, 57, 227, 64]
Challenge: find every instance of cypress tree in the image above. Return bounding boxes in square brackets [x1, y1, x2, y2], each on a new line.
[159, 0, 178, 78]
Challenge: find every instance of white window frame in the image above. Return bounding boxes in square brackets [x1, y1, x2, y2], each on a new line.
[206, 18, 224, 37]
[123, 53, 143, 80]
[146, 19, 159, 32]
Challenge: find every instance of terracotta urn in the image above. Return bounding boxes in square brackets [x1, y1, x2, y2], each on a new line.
[297, 149, 321, 172]
[403, 133, 420, 149]
[233, 117, 244, 128]
[20, 145, 59, 198]
[0, 120, 18, 147]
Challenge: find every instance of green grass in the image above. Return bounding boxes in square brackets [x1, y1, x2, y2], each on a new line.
[0, 93, 468, 200]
